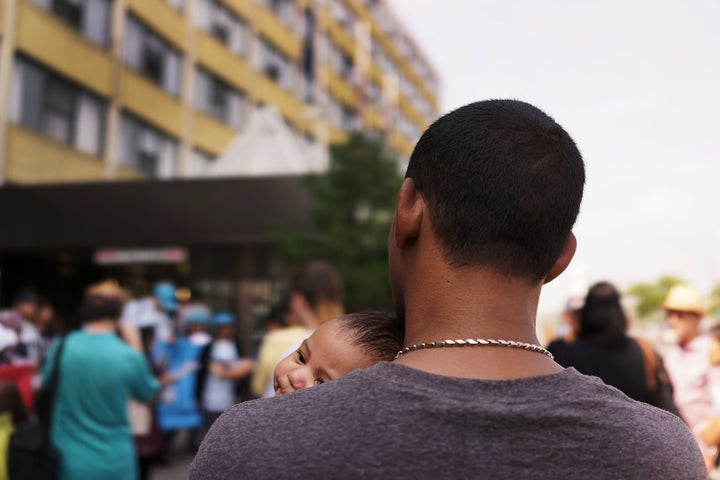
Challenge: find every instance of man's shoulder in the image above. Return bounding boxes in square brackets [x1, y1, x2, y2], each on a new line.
[192, 366, 706, 479]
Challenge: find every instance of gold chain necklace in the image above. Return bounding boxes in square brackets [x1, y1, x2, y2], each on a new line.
[395, 338, 554, 360]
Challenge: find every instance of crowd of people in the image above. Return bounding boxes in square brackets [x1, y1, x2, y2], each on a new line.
[550, 281, 720, 472]
[0, 258, 367, 479]
[0, 99, 713, 478]
[0, 280, 261, 479]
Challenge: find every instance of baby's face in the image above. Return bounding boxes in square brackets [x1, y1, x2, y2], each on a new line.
[273, 319, 376, 395]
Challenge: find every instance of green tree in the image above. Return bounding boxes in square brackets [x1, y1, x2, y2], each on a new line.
[272, 132, 404, 311]
[709, 283, 720, 318]
[626, 275, 685, 319]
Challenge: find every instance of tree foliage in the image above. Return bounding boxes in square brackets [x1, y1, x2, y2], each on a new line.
[272, 133, 404, 311]
[626, 275, 685, 319]
[710, 283, 720, 318]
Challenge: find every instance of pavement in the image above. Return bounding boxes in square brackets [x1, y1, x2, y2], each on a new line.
[148, 429, 196, 480]
[152, 452, 195, 480]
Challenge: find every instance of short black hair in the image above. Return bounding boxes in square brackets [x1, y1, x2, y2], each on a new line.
[13, 289, 39, 306]
[79, 294, 123, 323]
[337, 311, 404, 362]
[406, 99, 585, 282]
[578, 282, 628, 346]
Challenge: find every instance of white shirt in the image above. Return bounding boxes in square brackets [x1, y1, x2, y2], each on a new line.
[122, 298, 173, 342]
[203, 340, 239, 412]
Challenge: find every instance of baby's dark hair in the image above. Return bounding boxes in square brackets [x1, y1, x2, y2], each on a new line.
[337, 311, 404, 362]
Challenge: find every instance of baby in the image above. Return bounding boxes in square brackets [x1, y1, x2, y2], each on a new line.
[273, 311, 403, 396]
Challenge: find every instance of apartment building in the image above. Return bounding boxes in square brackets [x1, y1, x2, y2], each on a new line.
[0, 0, 440, 184]
[0, 0, 440, 333]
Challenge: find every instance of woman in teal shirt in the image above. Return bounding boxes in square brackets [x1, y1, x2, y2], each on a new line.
[43, 281, 161, 480]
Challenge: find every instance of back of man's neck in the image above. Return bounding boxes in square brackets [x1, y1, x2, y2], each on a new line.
[398, 267, 560, 379]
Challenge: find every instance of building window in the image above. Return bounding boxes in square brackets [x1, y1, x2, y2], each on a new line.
[124, 15, 182, 96]
[10, 57, 105, 156]
[327, 95, 342, 128]
[196, 0, 247, 56]
[340, 51, 354, 78]
[195, 68, 246, 130]
[119, 113, 178, 178]
[166, 0, 184, 11]
[330, 1, 354, 30]
[31, 0, 111, 47]
[257, 38, 292, 90]
[189, 148, 216, 176]
[340, 104, 358, 131]
[368, 81, 381, 105]
[265, 0, 295, 27]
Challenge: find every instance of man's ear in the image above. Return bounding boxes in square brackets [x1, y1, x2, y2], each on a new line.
[544, 233, 577, 284]
[394, 178, 424, 249]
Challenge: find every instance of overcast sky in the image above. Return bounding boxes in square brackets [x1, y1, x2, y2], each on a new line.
[389, 0, 720, 314]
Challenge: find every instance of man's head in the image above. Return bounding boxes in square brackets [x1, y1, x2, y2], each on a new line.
[80, 280, 127, 324]
[290, 262, 344, 327]
[12, 290, 39, 320]
[153, 282, 178, 313]
[213, 311, 235, 339]
[389, 100, 585, 313]
[186, 308, 210, 334]
[663, 284, 705, 346]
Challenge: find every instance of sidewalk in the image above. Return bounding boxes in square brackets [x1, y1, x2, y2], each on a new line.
[148, 430, 195, 480]
[152, 452, 194, 480]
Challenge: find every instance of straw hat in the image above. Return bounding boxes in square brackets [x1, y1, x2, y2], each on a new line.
[86, 279, 129, 303]
[662, 284, 705, 314]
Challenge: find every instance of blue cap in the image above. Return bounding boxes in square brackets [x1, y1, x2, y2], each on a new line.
[213, 312, 235, 326]
[186, 309, 210, 324]
[153, 282, 178, 311]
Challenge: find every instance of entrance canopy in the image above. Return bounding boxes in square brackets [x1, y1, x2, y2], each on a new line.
[209, 106, 328, 177]
[0, 176, 313, 251]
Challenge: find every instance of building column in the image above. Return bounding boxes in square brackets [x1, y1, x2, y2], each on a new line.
[104, 0, 128, 180]
[0, 0, 19, 186]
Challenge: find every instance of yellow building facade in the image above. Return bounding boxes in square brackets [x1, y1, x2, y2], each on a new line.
[0, 0, 440, 184]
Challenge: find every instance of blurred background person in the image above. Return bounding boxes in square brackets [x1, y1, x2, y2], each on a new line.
[1, 291, 42, 368]
[547, 294, 584, 358]
[288, 261, 344, 331]
[553, 281, 679, 415]
[695, 324, 720, 475]
[0, 380, 29, 480]
[250, 296, 306, 398]
[177, 288, 212, 337]
[186, 309, 212, 350]
[662, 284, 718, 465]
[152, 309, 206, 458]
[197, 312, 254, 445]
[33, 299, 59, 359]
[122, 281, 178, 347]
[44, 280, 161, 480]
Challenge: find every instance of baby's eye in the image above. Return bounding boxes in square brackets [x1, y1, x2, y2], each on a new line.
[315, 378, 325, 386]
[296, 350, 306, 364]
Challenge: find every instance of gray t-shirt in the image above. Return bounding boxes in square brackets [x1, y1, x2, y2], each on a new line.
[191, 362, 705, 479]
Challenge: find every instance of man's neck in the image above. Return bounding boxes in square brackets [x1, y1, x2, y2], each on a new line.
[84, 319, 117, 333]
[396, 265, 562, 380]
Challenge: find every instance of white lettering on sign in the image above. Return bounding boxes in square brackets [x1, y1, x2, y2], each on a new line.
[94, 247, 189, 265]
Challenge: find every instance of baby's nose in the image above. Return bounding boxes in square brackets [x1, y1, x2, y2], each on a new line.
[287, 368, 313, 391]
